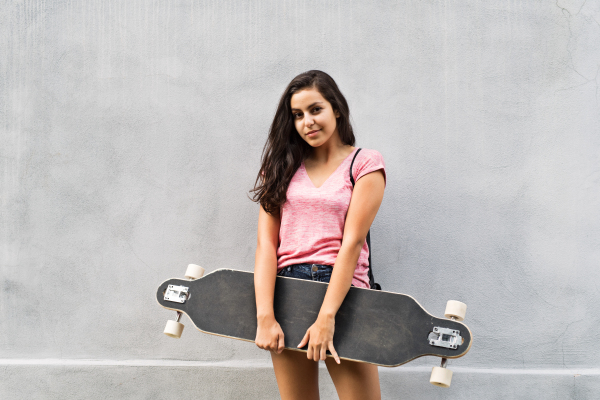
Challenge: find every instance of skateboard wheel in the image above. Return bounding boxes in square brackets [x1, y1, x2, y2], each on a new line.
[430, 366, 452, 388]
[444, 300, 467, 321]
[185, 264, 205, 280]
[164, 320, 184, 338]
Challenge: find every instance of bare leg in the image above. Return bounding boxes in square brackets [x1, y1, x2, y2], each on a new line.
[325, 358, 381, 400]
[271, 349, 320, 400]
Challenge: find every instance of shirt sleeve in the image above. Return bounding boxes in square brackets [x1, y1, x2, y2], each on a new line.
[352, 149, 386, 186]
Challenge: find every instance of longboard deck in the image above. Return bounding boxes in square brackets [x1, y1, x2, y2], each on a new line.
[156, 269, 472, 367]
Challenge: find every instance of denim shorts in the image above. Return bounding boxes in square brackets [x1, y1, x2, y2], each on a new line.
[277, 263, 354, 287]
[277, 263, 333, 282]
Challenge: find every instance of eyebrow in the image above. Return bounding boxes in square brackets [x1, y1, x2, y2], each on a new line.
[290, 101, 323, 112]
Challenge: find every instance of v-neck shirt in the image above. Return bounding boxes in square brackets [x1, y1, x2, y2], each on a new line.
[276, 148, 386, 288]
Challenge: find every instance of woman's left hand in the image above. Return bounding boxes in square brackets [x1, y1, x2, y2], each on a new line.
[297, 314, 341, 364]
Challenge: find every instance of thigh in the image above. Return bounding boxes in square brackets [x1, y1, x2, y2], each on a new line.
[271, 349, 320, 400]
[325, 358, 381, 400]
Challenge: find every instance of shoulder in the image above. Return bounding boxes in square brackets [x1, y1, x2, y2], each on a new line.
[352, 148, 386, 184]
[354, 148, 386, 169]
[356, 148, 384, 162]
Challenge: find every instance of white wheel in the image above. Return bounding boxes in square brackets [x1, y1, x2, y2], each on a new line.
[430, 366, 453, 388]
[164, 320, 184, 338]
[185, 264, 205, 280]
[444, 300, 467, 321]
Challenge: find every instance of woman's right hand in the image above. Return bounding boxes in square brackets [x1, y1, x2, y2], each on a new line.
[255, 314, 285, 354]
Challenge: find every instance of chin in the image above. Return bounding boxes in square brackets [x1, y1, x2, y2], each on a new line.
[306, 139, 326, 148]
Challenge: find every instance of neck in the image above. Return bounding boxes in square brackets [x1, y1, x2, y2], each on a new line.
[309, 132, 353, 163]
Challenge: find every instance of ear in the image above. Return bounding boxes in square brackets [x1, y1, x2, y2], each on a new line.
[335, 110, 340, 118]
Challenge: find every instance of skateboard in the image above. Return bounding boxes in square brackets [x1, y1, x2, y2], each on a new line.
[156, 264, 472, 387]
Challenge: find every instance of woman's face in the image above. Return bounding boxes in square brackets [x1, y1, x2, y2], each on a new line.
[290, 88, 340, 147]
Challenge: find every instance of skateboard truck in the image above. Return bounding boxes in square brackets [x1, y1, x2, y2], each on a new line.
[163, 264, 206, 339]
[428, 327, 462, 349]
[164, 285, 189, 304]
[429, 300, 467, 388]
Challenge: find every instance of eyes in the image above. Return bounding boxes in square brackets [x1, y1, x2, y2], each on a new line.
[293, 106, 322, 119]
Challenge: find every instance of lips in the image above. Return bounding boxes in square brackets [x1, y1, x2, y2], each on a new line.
[306, 130, 319, 137]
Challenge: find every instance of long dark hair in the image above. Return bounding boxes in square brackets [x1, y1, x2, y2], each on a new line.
[250, 70, 355, 215]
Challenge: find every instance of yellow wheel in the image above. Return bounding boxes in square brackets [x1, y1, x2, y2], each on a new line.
[184, 264, 205, 280]
[444, 300, 467, 321]
[430, 366, 452, 388]
[164, 320, 184, 338]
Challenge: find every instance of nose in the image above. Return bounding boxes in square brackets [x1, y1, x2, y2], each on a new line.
[304, 115, 315, 128]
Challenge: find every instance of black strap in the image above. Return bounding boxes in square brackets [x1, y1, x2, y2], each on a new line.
[349, 148, 362, 186]
[349, 148, 381, 290]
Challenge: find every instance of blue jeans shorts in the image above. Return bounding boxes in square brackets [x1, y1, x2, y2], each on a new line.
[277, 263, 354, 286]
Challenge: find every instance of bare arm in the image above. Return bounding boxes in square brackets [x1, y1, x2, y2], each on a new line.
[298, 169, 386, 362]
[254, 204, 285, 353]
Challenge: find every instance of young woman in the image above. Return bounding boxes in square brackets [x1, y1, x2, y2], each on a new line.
[250, 70, 386, 400]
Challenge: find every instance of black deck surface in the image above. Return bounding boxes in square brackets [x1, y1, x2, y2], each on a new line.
[156, 269, 472, 366]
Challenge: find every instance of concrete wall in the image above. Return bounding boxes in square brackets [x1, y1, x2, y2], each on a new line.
[1, 0, 599, 398]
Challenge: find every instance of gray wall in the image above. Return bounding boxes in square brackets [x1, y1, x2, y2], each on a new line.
[2, 0, 599, 398]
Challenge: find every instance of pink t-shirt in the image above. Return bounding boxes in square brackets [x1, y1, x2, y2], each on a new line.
[276, 148, 386, 288]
